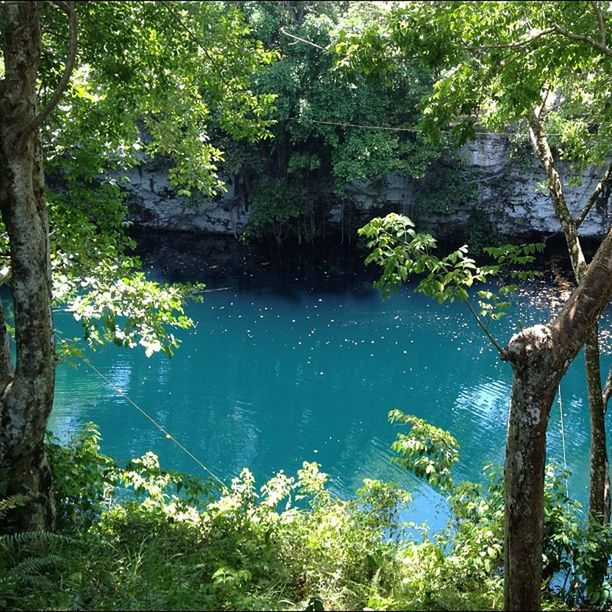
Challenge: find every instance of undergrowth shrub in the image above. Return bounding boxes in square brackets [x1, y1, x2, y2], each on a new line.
[0, 495, 73, 610]
[1, 418, 607, 611]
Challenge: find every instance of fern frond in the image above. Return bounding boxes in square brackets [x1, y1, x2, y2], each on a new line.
[11, 553, 63, 579]
[0, 494, 30, 520]
[0, 530, 72, 550]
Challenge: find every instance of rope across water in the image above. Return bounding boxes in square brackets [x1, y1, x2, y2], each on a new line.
[55, 329, 229, 493]
[77, 356, 230, 492]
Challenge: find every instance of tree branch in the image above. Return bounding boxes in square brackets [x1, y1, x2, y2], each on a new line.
[27, 0, 77, 133]
[590, 1, 607, 46]
[576, 163, 612, 229]
[464, 29, 555, 52]
[527, 99, 587, 278]
[552, 227, 612, 364]
[464, 298, 507, 357]
[279, 27, 326, 50]
[465, 20, 612, 58]
[551, 23, 612, 57]
[532, 86, 551, 121]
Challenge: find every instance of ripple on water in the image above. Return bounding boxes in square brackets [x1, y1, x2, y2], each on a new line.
[49, 284, 612, 518]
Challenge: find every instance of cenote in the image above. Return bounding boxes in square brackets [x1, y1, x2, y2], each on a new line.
[49, 246, 612, 531]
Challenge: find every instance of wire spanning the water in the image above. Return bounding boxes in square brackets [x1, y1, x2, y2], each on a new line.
[557, 384, 570, 499]
[56, 331, 230, 492]
[83, 357, 229, 491]
[306, 118, 567, 137]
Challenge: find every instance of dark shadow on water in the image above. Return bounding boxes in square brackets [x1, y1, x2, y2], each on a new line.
[132, 229, 384, 299]
[130, 228, 590, 297]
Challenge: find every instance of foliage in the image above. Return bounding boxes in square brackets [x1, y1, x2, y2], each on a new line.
[0, 494, 30, 522]
[388, 409, 459, 492]
[46, 425, 216, 530]
[0, 495, 72, 609]
[1, 421, 605, 610]
[412, 157, 479, 217]
[57, 263, 204, 358]
[358, 213, 543, 331]
[47, 180, 204, 359]
[228, 2, 466, 244]
[465, 209, 500, 256]
[336, 1, 611, 176]
[42, 1, 277, 196]
[46, 424, 116, 529]
[241, 178, 308, 245]
[2, 0, 279, 360]
[36, 425, 415, 611]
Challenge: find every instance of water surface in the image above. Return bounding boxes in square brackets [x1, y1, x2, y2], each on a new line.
[50, 278, 612, 528]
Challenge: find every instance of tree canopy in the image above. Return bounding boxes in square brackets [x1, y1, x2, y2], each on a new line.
[1, 3, 611, 611]
[34, 1, 279, 357]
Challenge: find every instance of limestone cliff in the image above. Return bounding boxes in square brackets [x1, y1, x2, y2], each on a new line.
[124, 135, 610, 239]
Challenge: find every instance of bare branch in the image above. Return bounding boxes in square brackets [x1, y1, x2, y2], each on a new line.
[576, 163, 612, 228]
[590, 1, 607, 45]
[465, 19, 612, 58]
[603, 368, 612, 409]
[464, 298, 507, 357]
[551, 23, 612, 57]
[528, 97, 587, 278]
[532, 86, 551, 122]
[280, 27, 326, 50]
[27, 0, 77, 133]
[464, 28, 555, 52]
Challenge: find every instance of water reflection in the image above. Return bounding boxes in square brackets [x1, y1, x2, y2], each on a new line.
[50, 283, 611, 519]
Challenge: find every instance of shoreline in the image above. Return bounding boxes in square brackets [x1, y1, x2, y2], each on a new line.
[130, 227, 597, 290]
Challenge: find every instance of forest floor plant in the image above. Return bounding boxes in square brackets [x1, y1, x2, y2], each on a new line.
[1, 416, 609, 611]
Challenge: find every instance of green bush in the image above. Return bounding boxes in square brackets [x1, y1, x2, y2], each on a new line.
[2, 421, 608, 610]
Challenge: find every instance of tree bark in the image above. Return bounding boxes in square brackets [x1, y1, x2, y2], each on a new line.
[528, 104, 586, 275]
[503, 228, 612, 611]
[585, 324, 608, 521]
[0, 2, 56, 531]
[504, 327, 559, 612]
[528, 104, 610, 530]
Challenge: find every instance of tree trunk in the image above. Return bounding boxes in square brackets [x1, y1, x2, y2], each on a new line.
[528, 107, 611, 531]
[0, 2, 56, 531]
[585, 324, 609, 522]
[504, 326, 559, 611]
[503, 228, 612, 611]
[584, 324, 610, 598]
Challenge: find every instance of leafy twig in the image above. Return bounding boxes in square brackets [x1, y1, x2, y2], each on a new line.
[464, 298, 507, 357]
[28, 1, 77, 132]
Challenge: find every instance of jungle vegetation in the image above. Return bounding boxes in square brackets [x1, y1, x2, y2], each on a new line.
[0, 1, 610, 610]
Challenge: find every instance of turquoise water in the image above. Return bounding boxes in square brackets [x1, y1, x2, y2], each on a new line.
[49, 280, 612, 528]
